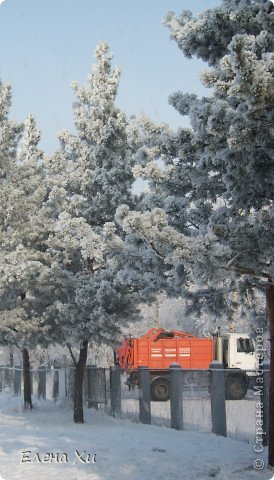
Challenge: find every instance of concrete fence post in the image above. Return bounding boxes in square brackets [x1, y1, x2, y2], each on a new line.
[210, 361, 227, 437]
[87, 365, 99, 409]
[38, 365, 46, 399]
[0, 367, 3, 391]
[4, 367, 12, 388]
[263, 362, 270, 447]
[170, 363, 183, 430]
[110, 365, 121, 417]
[58, 368, 66, 400]
[138, 366, 151, 425]
[52, 367, 59, 401]
[14, 365, 21, 396]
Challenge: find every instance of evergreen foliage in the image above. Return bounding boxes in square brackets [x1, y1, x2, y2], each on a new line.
[0, 101, 52, 350]
[45, 42, 160, 352]
[118, 0, 274, 332]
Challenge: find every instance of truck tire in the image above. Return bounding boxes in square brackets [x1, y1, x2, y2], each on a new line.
[150, 377, 170, 402]
[225, 372, 249, 400]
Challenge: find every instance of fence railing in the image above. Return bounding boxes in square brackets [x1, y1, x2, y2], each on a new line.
[108, 363, 269, 446]
[0, 364, 108, 403]
[0, 362, 269, 445]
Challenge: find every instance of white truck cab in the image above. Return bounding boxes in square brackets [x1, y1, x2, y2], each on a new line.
[214, 331, 257, 399]
[222, 333, 256, 372]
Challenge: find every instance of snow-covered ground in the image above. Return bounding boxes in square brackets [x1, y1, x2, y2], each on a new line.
[0, 391, 272, 480]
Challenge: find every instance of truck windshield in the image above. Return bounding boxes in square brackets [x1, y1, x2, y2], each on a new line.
[237, 338, 255, 353]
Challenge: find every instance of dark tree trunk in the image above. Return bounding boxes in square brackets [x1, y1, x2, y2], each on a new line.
[9, 346, 14, 367]
[267, 282, 274, 467]
[73, 340, 88, 423]
[22, 348, 32, 410]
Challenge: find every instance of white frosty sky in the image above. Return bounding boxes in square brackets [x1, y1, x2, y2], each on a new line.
[0, 0, 221, 154]
[0, 0, 273, 155]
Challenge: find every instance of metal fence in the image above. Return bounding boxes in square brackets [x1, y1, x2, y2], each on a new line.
[105, 364, 270, 446]
[0, 364, 108, 404]
[0, 363, 269, 446]
[0, 365, 67, 401]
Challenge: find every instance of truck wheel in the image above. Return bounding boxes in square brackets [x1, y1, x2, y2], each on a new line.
[150, 377, 170, 402]
[225, 373, 249, 400]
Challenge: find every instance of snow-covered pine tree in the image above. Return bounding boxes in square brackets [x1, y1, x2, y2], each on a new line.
[46, 42, 161, 423]
[117, 0, 274, 462]
[165, 0, 274, 462]
[0, 80, 22, 178]
[0, 112, 53, 408]
[120, 0, 274, 323]
[48, 41, 133, 226]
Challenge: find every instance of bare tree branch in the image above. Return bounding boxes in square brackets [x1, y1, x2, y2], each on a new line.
[137, 230, 166, 259]
[226, 250, 259, 268]
[223, 264, 269, 279]
[224, 250, 270, 279]
[67, 343, 77, 366]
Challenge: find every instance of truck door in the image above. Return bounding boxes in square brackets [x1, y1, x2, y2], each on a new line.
[233, 337, 256, 370]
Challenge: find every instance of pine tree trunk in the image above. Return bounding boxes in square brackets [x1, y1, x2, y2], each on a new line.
[9, 346, 14, 367]
[22, 348, 32, 410]
[267, 281, 274, 467]
[73, 340, 88, 423]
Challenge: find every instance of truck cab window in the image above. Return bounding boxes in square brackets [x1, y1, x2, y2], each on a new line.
[237, 338, 254, 353]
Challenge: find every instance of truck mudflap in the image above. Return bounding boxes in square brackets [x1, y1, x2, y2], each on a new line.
[125, 374, 138, 390]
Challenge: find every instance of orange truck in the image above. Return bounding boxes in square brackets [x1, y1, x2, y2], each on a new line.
[117, 327, 257, 401]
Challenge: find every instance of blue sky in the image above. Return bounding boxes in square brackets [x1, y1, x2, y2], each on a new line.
[0, 0, 221, 154]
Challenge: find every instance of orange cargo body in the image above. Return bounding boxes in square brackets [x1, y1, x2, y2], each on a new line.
[131, 337, 214, 369]
[118, 328, 214, 371]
